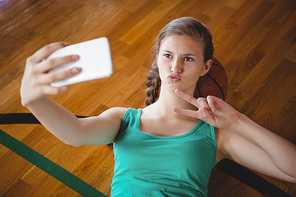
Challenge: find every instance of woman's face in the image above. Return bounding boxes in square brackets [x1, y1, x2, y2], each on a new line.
[157, 35, 211, 96]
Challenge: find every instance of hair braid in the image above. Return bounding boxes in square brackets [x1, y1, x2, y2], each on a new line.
[145, 60, 161, 106]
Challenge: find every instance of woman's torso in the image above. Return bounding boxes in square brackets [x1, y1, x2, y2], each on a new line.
[112, 108, 218, 196]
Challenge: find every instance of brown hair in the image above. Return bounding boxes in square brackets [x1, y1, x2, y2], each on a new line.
[145, 17, 214, 106]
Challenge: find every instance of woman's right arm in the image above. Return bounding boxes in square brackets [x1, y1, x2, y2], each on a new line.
[21, 42, 126, 146]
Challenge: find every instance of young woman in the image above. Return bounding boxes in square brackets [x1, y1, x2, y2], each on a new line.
[21, 17, 296, 196]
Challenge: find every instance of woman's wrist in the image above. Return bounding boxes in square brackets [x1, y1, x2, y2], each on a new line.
[22, 94, 48, 109]
[229, 112, 248, 134]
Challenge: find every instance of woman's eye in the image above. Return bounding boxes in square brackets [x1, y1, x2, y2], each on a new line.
[184, 57, 193, 61]
[164, 54, 172, 58]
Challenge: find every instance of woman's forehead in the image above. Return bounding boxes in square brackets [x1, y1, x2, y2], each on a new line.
[159, 35, 204, 55]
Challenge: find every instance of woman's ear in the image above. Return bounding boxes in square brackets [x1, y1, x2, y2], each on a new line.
[200, 59, 212, 76]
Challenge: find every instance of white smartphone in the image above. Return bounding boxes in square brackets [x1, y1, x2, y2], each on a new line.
[48, 37, 113, 87]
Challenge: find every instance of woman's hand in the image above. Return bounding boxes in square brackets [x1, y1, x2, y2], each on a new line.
[20, 42, 81, 107]
[173, 89, 241, 130]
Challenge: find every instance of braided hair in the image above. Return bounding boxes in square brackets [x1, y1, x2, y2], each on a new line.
[145, 17, 214, 106]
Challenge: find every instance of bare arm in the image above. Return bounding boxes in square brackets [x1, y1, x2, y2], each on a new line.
[226, 114, 296, 181]
[26, 96, 126, 146]
[21, 42, 125, 146]
[173, 89, 296, 183]
[217, 127, 296, 183]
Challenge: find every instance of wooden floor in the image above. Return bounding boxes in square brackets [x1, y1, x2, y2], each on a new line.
[1, 0, 296, 196]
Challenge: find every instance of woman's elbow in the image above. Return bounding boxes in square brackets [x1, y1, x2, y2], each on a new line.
[65, 141, 82, 147]
[61, 137, 83, 147]
[291, 177, 296, 184]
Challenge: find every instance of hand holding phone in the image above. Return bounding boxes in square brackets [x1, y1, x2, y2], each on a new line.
[48, 37, 113, 87]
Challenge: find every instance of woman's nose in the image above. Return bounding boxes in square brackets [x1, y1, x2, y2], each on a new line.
[171, 59, 183, 74]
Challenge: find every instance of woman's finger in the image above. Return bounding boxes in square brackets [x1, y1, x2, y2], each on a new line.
[38, 85, 70, 95]
[27, 42, 69, 64]
[197, 98, 210, 111]
[35, 55, 79, 73]
[37, 67, 81, 84]
[200, 107, 216, 126]
[173, 106, 217, 126]
[173, 107, 203, 119]
[175, 89, 201, 108]
[206, 95, 218, 112]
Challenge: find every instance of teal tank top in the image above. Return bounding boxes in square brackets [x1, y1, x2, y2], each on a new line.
[111, 108, 217, 197]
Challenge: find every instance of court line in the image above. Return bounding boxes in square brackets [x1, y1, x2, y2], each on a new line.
[0, 113, 86, 124]
[0, 129, 107, 197]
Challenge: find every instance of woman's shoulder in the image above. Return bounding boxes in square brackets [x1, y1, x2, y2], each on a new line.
[105, 107, 129, 117]
[105, 107, 144, 122]
[98, 107, 130, 122]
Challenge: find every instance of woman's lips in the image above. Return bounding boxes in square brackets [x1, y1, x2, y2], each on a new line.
[168, 74, 181, 82]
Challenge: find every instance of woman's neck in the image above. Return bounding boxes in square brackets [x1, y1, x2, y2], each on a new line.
[147, 88, 198, 120]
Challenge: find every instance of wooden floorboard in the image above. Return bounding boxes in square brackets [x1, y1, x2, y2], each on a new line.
[0, 0, 296, 196]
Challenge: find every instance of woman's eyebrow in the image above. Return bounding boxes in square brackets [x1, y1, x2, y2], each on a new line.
[162, 50, 173, 54]
[183, 53, 197, 56]
[162, 50, 197, 56]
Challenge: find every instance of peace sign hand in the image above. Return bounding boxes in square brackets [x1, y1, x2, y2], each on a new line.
[173, 89, 242, 131]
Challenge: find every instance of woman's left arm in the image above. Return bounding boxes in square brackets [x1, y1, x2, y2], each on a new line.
[173, 89, 296, 183]
[228, 112, 296, 181]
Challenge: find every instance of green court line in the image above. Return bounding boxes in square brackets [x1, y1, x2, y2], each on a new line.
[0, 129, 107, 197]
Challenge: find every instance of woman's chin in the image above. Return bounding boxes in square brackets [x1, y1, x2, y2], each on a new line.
[162, 82, 195, 95]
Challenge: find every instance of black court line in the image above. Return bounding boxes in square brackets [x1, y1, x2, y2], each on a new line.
[0, 113, 291, 197]
[0, 113, 87, 124]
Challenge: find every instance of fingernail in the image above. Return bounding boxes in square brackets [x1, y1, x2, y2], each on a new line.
[61, 86, 69, 91]
[63, 42, 69, 46]
[71, 67, 81, 74]
[71, 55, 79, 61]
[202, 108, 207, 114]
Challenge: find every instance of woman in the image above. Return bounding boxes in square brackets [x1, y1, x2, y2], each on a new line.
[21, 17, 296, 196]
